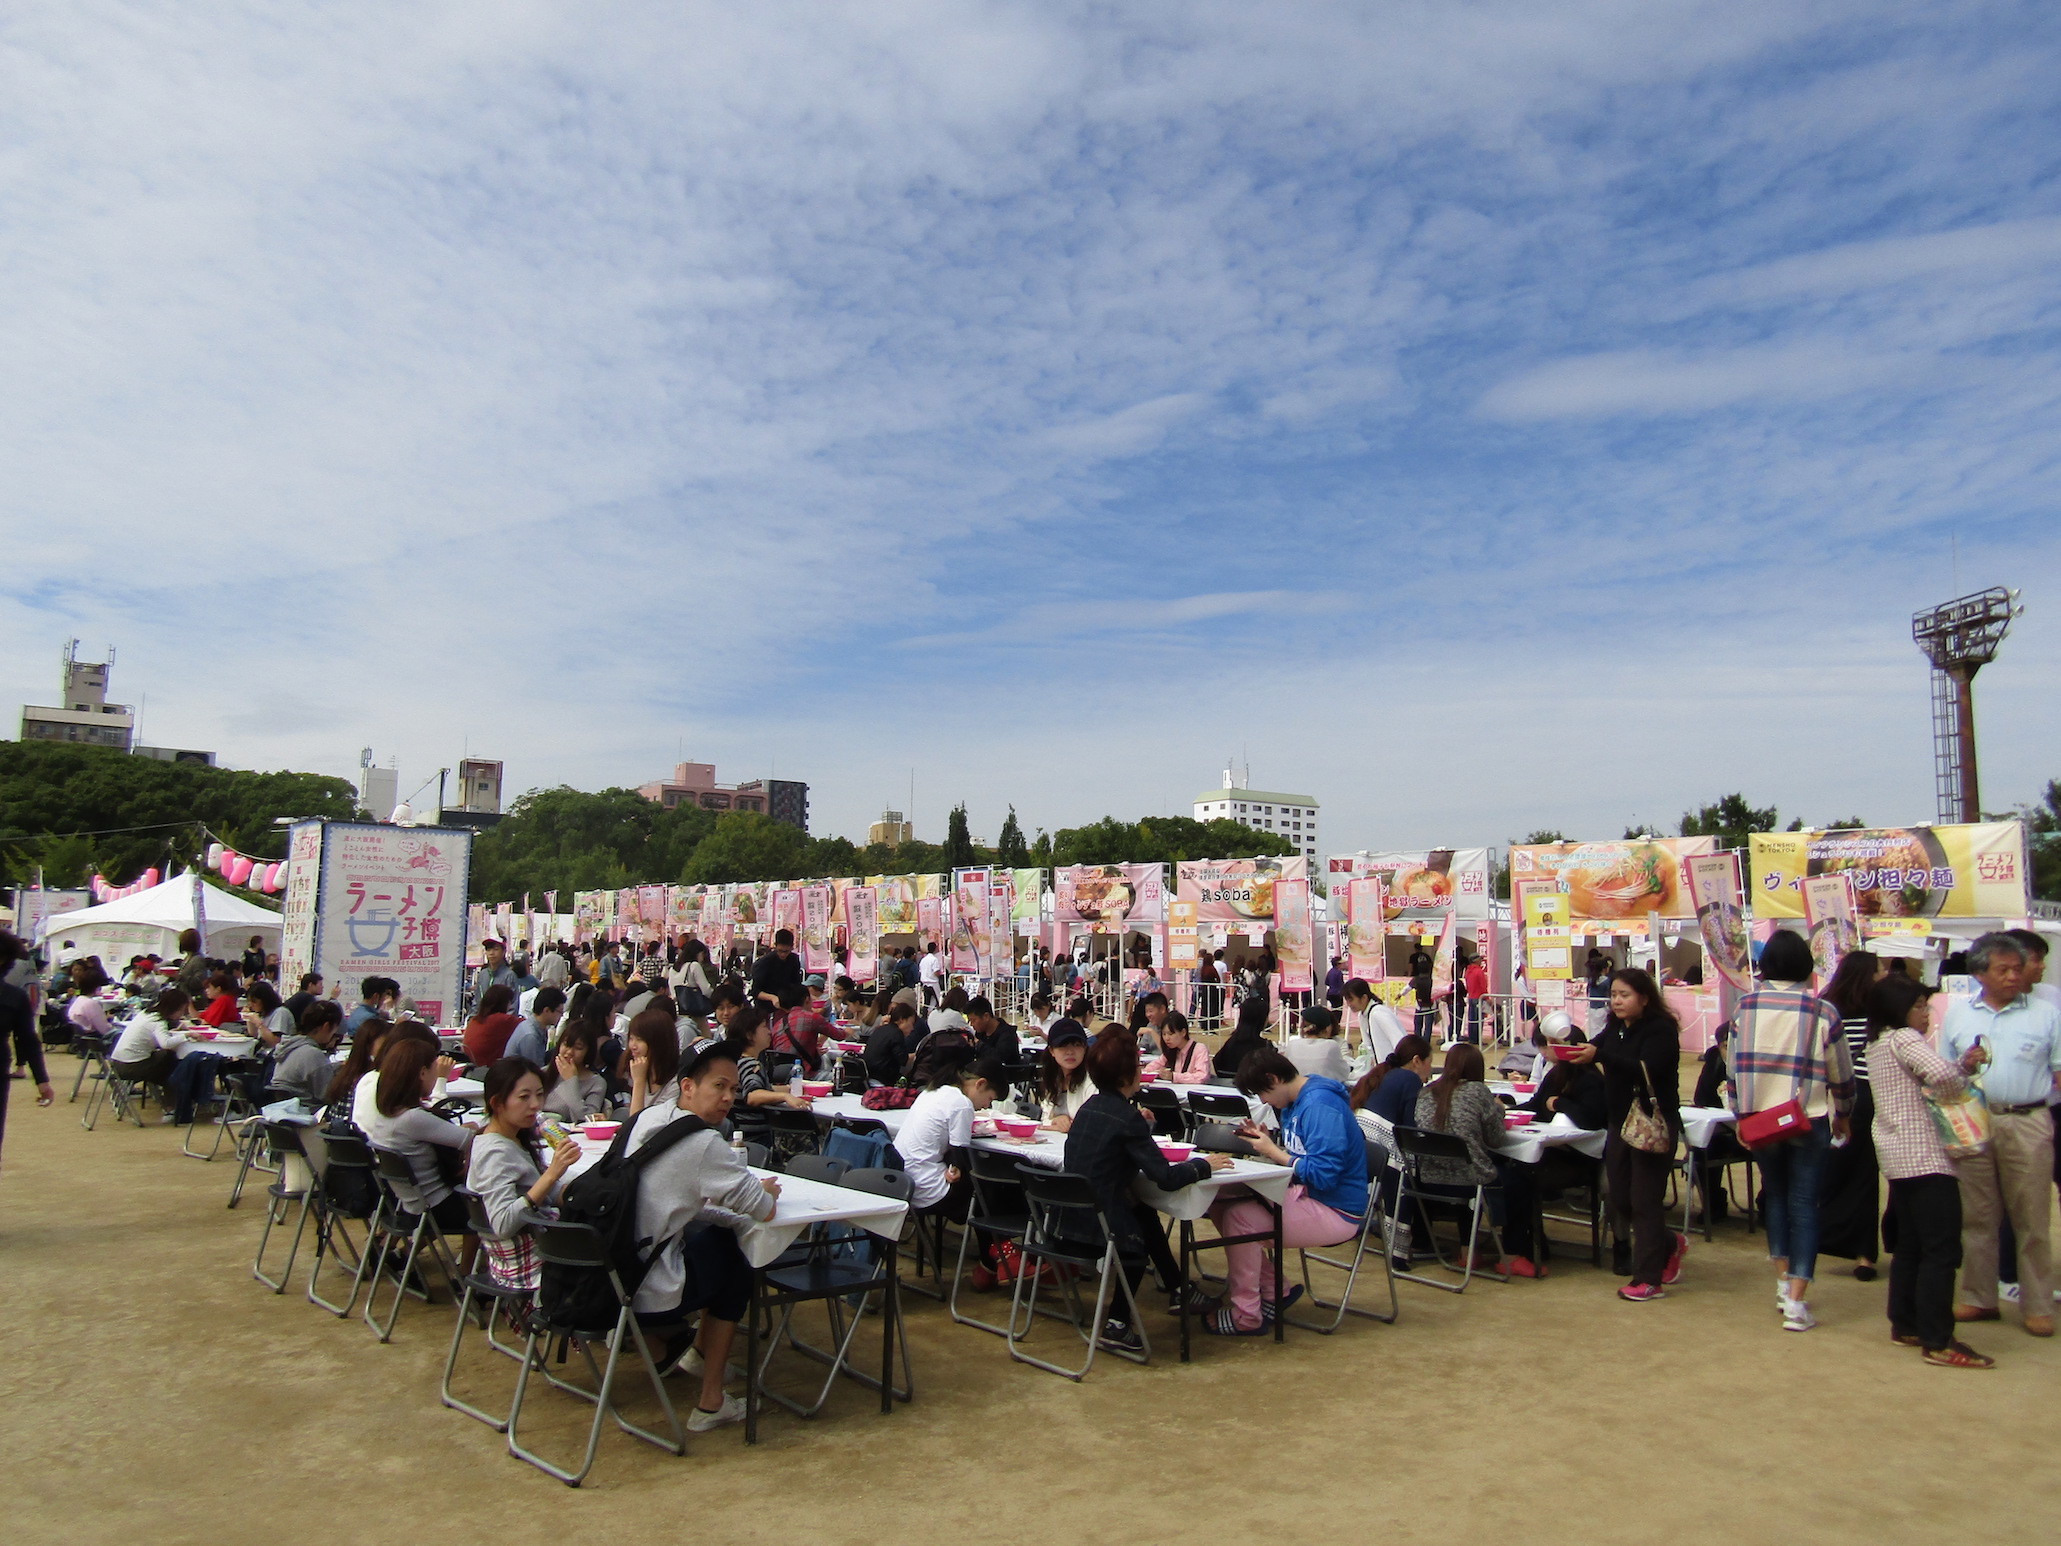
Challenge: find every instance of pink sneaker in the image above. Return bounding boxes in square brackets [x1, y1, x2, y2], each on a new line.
[1618, 1282, 1667, 1303]
[1662, 1231, 1688, 1286]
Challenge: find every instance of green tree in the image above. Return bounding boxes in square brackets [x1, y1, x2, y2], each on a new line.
[995, 806, 1031, 868]
[681, 811, 811, 884]
[469, 786, 716, 899]
[0, 741, 359, 889]
[2021, 779, 2061, 902]
[943, 803, 978, 871]
[1678, 794, 1779, 852]
[1047, 815, 1293, 867]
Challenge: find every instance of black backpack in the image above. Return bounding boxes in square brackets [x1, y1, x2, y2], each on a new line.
[540, 1112, 709, 1330]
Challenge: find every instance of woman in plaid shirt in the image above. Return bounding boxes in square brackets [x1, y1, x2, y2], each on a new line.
[1865, 976, 1992, 1368]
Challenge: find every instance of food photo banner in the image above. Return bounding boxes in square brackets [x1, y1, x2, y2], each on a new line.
[1174, 856, 1306, 923]
[1325, 849, 1490, 919]
[1748, 821, 2028, 920]
[1345, 876, 1387, 981]
[1682, 852, 1753, 994]
[1274, 877, 1313, 993]
[1055, 863, 1167, 932]
[1801, 874, 1860, 984]
[1508, 836, 1715, 921]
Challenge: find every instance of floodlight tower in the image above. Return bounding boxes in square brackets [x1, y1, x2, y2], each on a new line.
[1911, 586, 2022, 823]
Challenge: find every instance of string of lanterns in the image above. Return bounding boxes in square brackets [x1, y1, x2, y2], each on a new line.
[89, 867, 161, 902]
[208, 843, 287, 893]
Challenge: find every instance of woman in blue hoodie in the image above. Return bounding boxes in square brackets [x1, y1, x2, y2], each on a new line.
[1201, 1046, 1369, 1336]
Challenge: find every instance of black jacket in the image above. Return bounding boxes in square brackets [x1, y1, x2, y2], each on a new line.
[1592, 1010, 1682, 1135]
[1061, 1091, 1212, 1254]
[972, 1020, 1019, 1066]
[862, 1023, 907, 1086]
[1518, 1060, 1608, 1130]
[749, 950, 804, 1002]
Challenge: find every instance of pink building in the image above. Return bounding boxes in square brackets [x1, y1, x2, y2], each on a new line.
[635, 763, 810, 831]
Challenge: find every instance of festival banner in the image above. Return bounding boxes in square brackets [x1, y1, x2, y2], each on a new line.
[1682, 852, 1753, 993]
[772, 887, 802, 944]
[467, 904, 489, 966]
[917, 895, 942, 945]
[1345, 876, 1387, 981]
[800, 885, 833, 974]
[495, 902, 514, 947]
[1274, 877, 1313, 993]
[1325, 849, 1491, 919]
[1010, 868, 1044, 930]
[1055, 863, 1167, 931]
[951, 868, 989, 974]
[298, 821, 471, 1025]
[1508, 836, 1714, 921]
[1168, 899, 1199, 970]
[1432, 911, 1458, 1000]
[990, 883, 1011, 974]
[1801, 874, 1861, 984]
[847, 885, 879, 984]
[573, 891, 601, 945]
[1748, 821, 2028, 920]
[1519, 883, 1572, 980]
[277, 824, 324, 986]
[731, 884, 762, 928]
[1174, 855, 1306, 923]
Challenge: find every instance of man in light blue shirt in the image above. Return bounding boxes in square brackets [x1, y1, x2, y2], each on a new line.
[1938, 932, 2061, 1335]
[504, 986, 566, 1068]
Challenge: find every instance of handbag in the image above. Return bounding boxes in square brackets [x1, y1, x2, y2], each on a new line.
[1922, 1081, 1991, 1160]
[1737, 1098, 1808, 1150]
[1619, 1062, 1673, 1155]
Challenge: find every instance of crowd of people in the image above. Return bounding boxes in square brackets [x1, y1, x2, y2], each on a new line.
[5, 913, 2055, 1403]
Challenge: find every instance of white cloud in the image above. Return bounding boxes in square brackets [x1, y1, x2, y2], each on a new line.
[1475, 345, 1929, 420]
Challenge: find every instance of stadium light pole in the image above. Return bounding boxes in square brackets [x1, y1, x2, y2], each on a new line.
[1911, 586, 2022, 823]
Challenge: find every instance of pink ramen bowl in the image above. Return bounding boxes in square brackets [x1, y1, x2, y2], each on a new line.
[802, 1082, 833, 1097]
[996, 1118, 1039, 1139]
[1157, 1143, 1195, 1162]
[581, 1121, 621, 1141]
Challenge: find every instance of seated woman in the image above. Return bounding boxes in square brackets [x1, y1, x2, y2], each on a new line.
[1411, 1045, 1546, 1279]
[67, 986, 116, 1045]
[1025, 993, 1061, 1035]
[194, 972, 241, 1028]
[769, 983, 830, 1076]
[361, 1036, 476, 1238]
[1351, 1035, 1434, 1130]
[240, 979, 297, 1050]
[1212, 997, 1272, 1081]
[110, 987, 193, 1107]
[1062, 1032, 1233, 1348]
[1202, 1047, 1368, 1336]
[1157, 1013, 1214, 1084]
[722, 1008, 812, 1155]
[895, 1051, 1010, 1221]
[1516, 1044, 1607, 1128]
[1282, 1005, 1352, 1082]
[1036, 1020, 1095, 1129]
[624, 1006, 682, 1120]
[324, 1017, 397, 1127]
[540, 1019, 610, 1122]
[467, 1056, 582, 1291]
[463, 984, 522, 1066]
[864, 1001, 918, 1087]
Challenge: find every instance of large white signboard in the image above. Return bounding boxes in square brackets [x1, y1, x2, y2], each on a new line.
[284, 821, 472, 1025]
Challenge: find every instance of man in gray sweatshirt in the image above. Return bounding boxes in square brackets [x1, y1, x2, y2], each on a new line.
[624, 1043, 781, 1432]
[271, 1001, 344, 1109]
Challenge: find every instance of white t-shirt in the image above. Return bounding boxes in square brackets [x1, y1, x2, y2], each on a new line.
[897, 1085, 973, 1208]
[919, 953, 942, 990]
[1358, 1003, 1406, 1062]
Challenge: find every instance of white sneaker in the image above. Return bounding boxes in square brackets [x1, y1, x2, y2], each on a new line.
[676, 1346, 704, 1378]
[1780, 1297, 1817, 1332]
[1775, 1275, 1789, 1311]
[1999, 1282, 2022, 1303]
[686, 1392, 746, 1432]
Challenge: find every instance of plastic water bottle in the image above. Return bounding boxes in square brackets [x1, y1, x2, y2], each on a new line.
[730, 1127, 748, 1164]
[789, 1062, 805, 1099]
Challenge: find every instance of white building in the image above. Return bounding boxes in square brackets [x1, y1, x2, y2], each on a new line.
[20, 642, 134, 751]
[1193, 769, 1319, 860]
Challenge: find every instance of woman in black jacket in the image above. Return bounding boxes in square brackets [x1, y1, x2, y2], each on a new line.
[1566, 967, 1683, 1301]
[1212, 996, 1271, 1080]
[1062, 1032, 1232, 1349]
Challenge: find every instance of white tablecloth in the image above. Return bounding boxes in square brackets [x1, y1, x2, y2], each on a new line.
[176, 1033, 257, 1061]
[560, 1136, 906, 1267]
[1494, 1116, 1608, 1165]
[967, 1131, 1294, 1220]
[810, 1094, 907, 1133]
[1680, 1107, 1738, 1151]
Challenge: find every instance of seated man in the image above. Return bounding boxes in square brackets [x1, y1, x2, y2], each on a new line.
[625, 1045, 783, 1433]
[1202, 1047, 1367, 1335]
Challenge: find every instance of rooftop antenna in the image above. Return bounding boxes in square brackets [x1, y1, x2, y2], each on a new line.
[1912, 586, 2022, 823]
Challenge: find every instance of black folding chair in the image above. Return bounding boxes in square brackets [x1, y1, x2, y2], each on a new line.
[440, 1191, 540, 1432]
[1185, 1090, 1251, 1126]
[307, 1130, 377, 1315]
[362, 1149, 461, 1342]
[948, 1148, 1036, 1339]
[1284, 1138, 1400, 1331]
[764, 1107, 822, 1167]
[505, 1222, 685, 1486]
[1390, 1125, 1508, 1292]
[1007, 1167, 1149, 1381]
[251, 1122, 316, 1292]
[1136, 1085, 1186, 1138]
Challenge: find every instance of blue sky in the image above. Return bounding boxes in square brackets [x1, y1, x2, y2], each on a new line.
[4, 2, 2057, 854]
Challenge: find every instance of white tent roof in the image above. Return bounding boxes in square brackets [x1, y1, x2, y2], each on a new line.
[35, 870, 281, 945]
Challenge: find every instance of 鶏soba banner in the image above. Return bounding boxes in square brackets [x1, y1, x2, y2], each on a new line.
[1748, 821, 2029, 920]
[1508, 837, 1715, 920]
[1174, 856, 1308, 923]
[1325, 850, 1491, 919]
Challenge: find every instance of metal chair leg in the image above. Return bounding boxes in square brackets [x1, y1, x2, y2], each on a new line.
[253, 1188, 313, 1292]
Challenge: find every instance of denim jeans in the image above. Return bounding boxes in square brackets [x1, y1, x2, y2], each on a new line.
[1759, 1115, 1832, 1283]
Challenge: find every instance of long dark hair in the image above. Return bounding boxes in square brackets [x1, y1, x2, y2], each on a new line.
[1819, 951, 1881, 1019]
[1037, 1043, 1089, 1104]
[484, 1056, 547, 1165]
[1350, 1034, 1430, 1108]
[472, 984, 515, 1021]
[1607, 968, 1678, 1032]
[543, 1018, 598, 1093]
[374, 1037, 440, 1118]
[1427, 1043, 1485, 1128]
[326, 1018, 392, 1105]
[1864, 975, 1932, 1041]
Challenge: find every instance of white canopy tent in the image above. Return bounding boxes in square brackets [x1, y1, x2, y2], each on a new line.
[34, 870, 283, 966]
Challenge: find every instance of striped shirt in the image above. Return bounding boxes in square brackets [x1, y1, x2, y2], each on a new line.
[1723, 984, 1854, 1121]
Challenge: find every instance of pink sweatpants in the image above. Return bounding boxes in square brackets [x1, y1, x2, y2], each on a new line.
[1208, 1185, 1360, 1329]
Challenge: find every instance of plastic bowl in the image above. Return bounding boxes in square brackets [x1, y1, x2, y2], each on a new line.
[581, 1121, 621, 1141]
[1512, 1082, 1537, 1094]
[1503, 1115, 1533, 1130]
[801, 1081, 833, 1097]
[1157, 1143, 1195, 1162]
[997, 1118, 1039, 1140]
[188, 1029, 219, 1040]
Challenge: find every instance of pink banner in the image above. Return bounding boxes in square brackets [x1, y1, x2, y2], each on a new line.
[917, 896, 942, 946]
[772, 888, 802, 943]
[950, 869, 988, 974]
[1275, 878, 1313, 993]
[847, 886, 879, 984]
[800, 885, 833, 974]
[1683, 852, 1754, 994]
[1345, 876, 1387, 981]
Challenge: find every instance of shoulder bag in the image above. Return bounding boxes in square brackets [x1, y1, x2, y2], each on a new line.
[1620, 1060, 1673, 1155]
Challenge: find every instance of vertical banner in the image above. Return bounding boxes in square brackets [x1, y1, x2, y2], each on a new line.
[990, 882, 1011, 977]
[917, 895, 942, 945]
[1169, 899, 1199, 970]
[772, 888, 802, 944]
[279, 823, 326, 988]
[1010, 868, 1043, 932]
[1345, 876, 1387, 981]
[847, 885, 879, 984]
[496, 902, 514, 947]
[1432, 911, 1458, 1000]
[1683, 852, 1754, 994]
[799, 884, 833, 975]
[1275, 877, 1313, 994]
[1520, 886, 1573, 980]
[636, 884, 665, 943]
[950, 868, 989, 974]
[467, 904, 489, 966]
[1801, 874, 1860, 986]
[310, 823, 470, 1025]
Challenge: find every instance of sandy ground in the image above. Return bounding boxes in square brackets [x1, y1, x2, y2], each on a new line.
[2, 1075, 2056, 1546]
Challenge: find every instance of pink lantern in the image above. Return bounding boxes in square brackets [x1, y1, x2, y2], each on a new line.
[215, 850, 233, 875]
[141, 866, 160, 888]
[229, 855, 254, 886]
[263, 863, 283, 892]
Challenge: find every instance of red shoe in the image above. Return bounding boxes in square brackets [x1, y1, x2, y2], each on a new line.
[967, 1263, 998, 1293]
[1663, 1232, 1688, 1286]
[1505, 1256, 1546, 1279]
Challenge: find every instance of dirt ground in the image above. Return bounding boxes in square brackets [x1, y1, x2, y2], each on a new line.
[3, 1077, 2056, 1546]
